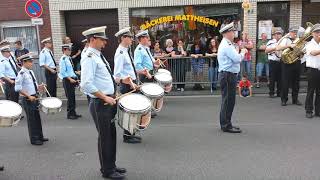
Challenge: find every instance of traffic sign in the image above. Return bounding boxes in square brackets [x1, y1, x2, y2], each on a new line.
[31, 18, 43, 25]
[25, 0, 43, 18]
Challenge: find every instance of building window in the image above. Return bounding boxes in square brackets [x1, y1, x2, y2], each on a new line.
[1, 21, 38, 53]
[257, 2, 290, 37]
[130, 4, 242, 50]
[302, 1, 320, 25]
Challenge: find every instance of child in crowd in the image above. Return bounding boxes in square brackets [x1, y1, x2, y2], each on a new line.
[238, 74, 253, 97]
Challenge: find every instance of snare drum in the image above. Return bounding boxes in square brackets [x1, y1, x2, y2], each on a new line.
[140, 83, 165, 112]
[0, 100, 22, 127]
[40, 97, 62, 115]
[117, 94, 152, 134]
[154, 72, 173, 93]
[157, 68, 171, 75]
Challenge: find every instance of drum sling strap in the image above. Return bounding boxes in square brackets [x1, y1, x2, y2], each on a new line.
[100, 54, 116, 96]
[49, 51, 57, 67]
[128, 48, 139, 84]
[144, 48, 155, 74]
[8, 57, 18, 76]
[29, 71, 38, 95]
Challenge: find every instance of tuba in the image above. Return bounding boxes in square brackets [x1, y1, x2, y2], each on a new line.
[281, 22, 315, 64]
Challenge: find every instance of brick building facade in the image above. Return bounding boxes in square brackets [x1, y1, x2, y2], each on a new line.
[48, 0, 319, 77]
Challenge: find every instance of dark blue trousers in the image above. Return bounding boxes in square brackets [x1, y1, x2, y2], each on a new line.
[219, 71, 237, 129]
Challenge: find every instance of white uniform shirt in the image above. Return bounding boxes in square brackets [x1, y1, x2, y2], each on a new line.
[15, 67, 38, 96]
[114, 45, 137, 80]
[266, 39, 281, 61]
[305, 39, 320, 70]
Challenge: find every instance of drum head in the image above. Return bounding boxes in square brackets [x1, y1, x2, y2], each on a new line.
[119, 94, 151, 113]
[0, 100, 22, 118]
[41, 97, 62, 108]
[157, 69, 171, 75]
[141, 83, 164, 98]
[154, 73, 173, 83]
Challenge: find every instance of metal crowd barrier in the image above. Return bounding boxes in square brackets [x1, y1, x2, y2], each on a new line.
[159, 56, 219, 89]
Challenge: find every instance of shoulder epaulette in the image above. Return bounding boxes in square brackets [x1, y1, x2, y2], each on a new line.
[87, 52, 93, 58]
[138, 47, 142, 50]
[19, 71, 24, 75]
[228, 42, 232, 45]
[41, 50, 45, 53]
[63, 57, 66, 60]
[120, 50, 123, 54]
[0, 60, 4, 62]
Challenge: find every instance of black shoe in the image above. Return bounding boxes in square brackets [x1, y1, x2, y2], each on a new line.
[31, 140, 43, 146]
[75, 114, 82, 118]
[306, 113, 313, 119]
[281, 101, 287, 106]
[67, 115, 78, 120]
[221, 127, 242, 133]
[269, 94, 275, 98]
[132, 135, 142, 140]
[41, 138, 49, 142]
[115, 167, 127, 174]
[102, 171, 126, 179]
[0, 166, 4, 171]
[293, 100, 302, 106]
[123, 137, 141, 144]
[232, 126, 240, 130]
[151, 113, 157, 118]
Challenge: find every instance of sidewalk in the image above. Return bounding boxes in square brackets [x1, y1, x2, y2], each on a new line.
[50, 80, 309, 100]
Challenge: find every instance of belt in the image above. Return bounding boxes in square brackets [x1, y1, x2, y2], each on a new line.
[220, 71, 237, 75]
[92, 94, 116, 100]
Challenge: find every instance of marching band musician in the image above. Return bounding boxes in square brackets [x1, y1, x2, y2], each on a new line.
[0, 45, 19, 102]
[59, 43, 82, 120]
[15, 53, 48, 146]
[80, 26, 127, 179]
[217, 22, 246, 133]
[39, 37, 57, 97]
[134, 30, 161, 83]
[265, 27, 283, 98]
[305, 24, 320, 118]
[134, 30, 160, 118]
[276, 27, 302, 106]
[114, 27, 141, 144]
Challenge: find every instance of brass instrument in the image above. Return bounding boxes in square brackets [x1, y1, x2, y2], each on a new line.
[281, 22, 315, 64]
[274, 33, 290, 58]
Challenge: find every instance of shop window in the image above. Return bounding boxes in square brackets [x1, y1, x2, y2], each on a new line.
[302, 1, 320, 25]
[130, 4, 241, 50]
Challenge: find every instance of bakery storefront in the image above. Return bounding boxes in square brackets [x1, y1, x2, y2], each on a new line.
[129, 4, 242, 89]
[130, 4, 242, 48]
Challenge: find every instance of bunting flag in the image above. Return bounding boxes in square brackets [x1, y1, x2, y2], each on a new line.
[184, 6, 196, 30]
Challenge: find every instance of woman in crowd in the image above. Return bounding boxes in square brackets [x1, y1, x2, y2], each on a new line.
[190, 40, 205, 90]
[206, 38, 219, 91]
[151, 41, 165, 58]
[173, 39, 187, 91]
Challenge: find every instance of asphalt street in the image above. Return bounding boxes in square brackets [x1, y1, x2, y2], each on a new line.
[1, 95, 320, 180]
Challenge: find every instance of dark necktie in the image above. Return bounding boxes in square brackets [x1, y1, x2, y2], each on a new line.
[49, 51, 57, 67]
[128, 48, 138, 80]
[29, 71, 38, 94]
[100, 54, 116, 95]
[8, 59, 18, 76]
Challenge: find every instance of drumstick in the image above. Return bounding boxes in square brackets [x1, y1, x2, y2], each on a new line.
[0, 83, 5, 95]
[42, 83, 52, 97]
[104, 85, 142, 105]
